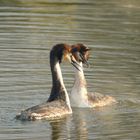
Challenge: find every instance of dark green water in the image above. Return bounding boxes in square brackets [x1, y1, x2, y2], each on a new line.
[0, 0, 140, 139]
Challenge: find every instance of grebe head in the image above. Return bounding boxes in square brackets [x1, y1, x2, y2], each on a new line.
[51, 44, 80, 70]
[71, 43, 90, 67]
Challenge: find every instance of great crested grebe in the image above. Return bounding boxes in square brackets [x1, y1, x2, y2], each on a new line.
[16, 44, 80, 121]
[70, 44, 116, 108]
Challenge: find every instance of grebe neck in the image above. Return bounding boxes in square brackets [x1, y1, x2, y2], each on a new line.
[47, 51, 71, 111]
[71, 62, 89, 107]
[74, 62, 86, 86]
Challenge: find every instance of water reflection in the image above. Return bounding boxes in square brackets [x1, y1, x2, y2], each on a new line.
[72, 109, 88, 140]
[50, 118, 67, 140]
[49, 109, 88, 140]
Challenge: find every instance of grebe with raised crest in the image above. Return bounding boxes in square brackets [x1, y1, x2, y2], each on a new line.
[70, 44, 116, 108]
[16, 44, 80, 121]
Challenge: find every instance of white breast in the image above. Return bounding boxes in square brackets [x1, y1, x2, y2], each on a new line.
[70, 62, 89, 107]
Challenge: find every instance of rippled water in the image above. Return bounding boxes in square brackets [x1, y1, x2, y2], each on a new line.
[0, 0, 140, 140]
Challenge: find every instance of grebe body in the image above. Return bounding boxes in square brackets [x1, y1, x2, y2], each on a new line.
[16, 44, 78, 121]
[70, 44, 116, 108]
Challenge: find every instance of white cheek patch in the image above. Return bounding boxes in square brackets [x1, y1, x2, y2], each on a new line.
[65, 54, 71, 62]
[61, 53, 71, 63]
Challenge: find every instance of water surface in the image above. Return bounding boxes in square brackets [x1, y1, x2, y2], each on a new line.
[0, 0, 140, 140]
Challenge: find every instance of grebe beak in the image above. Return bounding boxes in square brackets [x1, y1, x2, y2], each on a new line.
[79, 54, 89, 67]
[70, 55, 82, 71]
